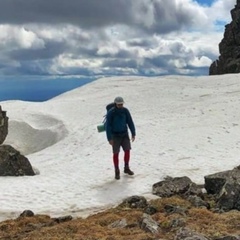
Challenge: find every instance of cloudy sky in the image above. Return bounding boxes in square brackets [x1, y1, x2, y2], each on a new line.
[0, 0, 236, 78]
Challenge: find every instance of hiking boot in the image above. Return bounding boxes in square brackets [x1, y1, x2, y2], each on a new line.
[115, 169, 120, 180]
[124, 167, 134, 175]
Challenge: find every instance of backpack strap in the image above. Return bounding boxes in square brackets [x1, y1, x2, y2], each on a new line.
[103, 106, 115, 124]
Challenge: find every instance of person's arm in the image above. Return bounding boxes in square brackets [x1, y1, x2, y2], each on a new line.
[126, 109, 136, 141]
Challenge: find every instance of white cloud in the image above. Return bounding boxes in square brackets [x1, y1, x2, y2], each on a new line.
[169, 58, 187, 68]
[0, 25, 44, 49]
[17, 27, 45, 49]
[0, 0, 236, 77]
[97, 44, 121, 57]
[189, 56, 212, 67]
[203, 0, 235, 30]
[51, 54, 103, 75]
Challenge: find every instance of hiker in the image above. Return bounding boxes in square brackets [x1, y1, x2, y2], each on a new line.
[105, 96, 136, 180]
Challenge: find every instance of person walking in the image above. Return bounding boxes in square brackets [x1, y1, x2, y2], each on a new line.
[106, 96, 136, 180]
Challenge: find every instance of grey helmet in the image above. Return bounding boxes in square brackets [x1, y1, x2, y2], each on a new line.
[114, 96, 124, 104]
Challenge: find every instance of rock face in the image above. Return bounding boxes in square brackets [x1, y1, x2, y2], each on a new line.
[0, 145, 35, 176]
[0, 106, 8, 144]
[209, 0, 240, 75]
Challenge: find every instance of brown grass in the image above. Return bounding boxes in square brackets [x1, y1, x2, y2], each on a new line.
[0, 196, 240, 239]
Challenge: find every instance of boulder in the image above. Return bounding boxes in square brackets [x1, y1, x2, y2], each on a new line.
[209, 0, 240, 75]
[204, 166, 240, 211]
[0, 106, 8, 144]
[204, 168, 237, 195]
[19, 210, 35, 218]
[0, 145, 35, 176]
[152, 176, 202, 197]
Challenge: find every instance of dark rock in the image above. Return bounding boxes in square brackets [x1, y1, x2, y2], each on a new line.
[53, 215, 73, 223]
[152, 176, 202, 197]
[144, 205, 158, 215]
[209, 0, 240, 75]
[204, 166, 240, 211]
[19, 210, 34, 217]
[164, 204, 188, 216]
[0, 106, 8, 144]
[217, 182, 240, 211]
[187, 195, 210, 209]
[204, 169, 236, 194]
[0, 145, 35, 176]
[170, 218, 186, 228]
[120, 195, 148, 209]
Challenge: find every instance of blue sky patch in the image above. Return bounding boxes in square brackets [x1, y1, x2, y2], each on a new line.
[195, 0, 213, 6]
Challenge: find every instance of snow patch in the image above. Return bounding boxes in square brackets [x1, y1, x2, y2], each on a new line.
[5, 114, 68, 155]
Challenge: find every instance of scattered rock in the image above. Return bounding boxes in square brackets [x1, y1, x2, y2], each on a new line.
[120, 195, 148, 209]
[53, 215, 73, 223]
[187, 195, 210, 209]
[175, 227, 209, 240]
[108, 218, 127, 229]
[144, 205, 158, 215]
[164, 204, 188, 216]
[140, 213, 160, 235]
[169, 218, 186, 228]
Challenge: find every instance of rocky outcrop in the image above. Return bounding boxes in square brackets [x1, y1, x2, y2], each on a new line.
[209, 0, 240, 75]
[151, 166, 240, 212]
[0, 145, 35, 176]
[0, 106, 8, 144]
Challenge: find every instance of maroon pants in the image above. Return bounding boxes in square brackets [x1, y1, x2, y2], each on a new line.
[113, 150, 130, 169]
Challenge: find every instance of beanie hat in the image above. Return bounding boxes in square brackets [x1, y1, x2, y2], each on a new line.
[114, 96, 124, 104]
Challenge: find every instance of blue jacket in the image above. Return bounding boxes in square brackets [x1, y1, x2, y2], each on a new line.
[106, 107, 136, 141]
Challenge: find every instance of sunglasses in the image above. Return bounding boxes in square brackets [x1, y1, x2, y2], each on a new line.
[116, 103, 123, 107]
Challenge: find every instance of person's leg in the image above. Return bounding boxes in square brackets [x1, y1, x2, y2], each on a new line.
[124, 149, 130, 167]
[112, 136, 121, 179]
[122, 135, 134, 175]
[113, 153, 119, 169]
